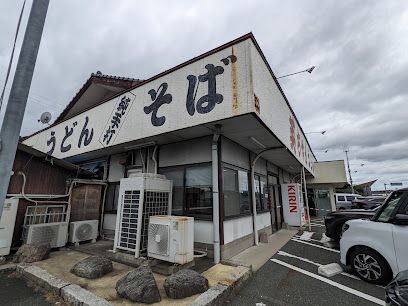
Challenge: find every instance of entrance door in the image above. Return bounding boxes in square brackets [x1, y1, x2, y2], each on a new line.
[268, 174, 282, 232]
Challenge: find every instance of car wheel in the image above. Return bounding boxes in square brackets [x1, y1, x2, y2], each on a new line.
[339, 207, 345, 210]
[350, 247, 392, 285]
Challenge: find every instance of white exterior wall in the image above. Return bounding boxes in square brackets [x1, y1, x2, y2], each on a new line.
[159, 137, 212, 167]
[103, 213, 117, 231]
[24, 41, 251, 159]
[256, 212, 271, 230]
[108, 153, 126, 181]
[249, 42, 316, 174]
[194, 220, 213, 244]
[223, 216, 253, 244]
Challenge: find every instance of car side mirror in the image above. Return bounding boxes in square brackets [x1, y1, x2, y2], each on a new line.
[393, 214, 408, 225]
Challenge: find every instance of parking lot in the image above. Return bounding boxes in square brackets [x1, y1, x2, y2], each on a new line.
[228, 218, 386, 306]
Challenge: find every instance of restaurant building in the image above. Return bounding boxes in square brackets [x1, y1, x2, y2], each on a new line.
[23, 33, 346, 262]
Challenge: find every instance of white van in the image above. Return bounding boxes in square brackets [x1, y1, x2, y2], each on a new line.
[334, 193, 362, 210]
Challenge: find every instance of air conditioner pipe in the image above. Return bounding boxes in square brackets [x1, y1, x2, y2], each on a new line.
[152, 145, 158, 174]
[15, 173, 108, 237]
[212, 126, 221, 264]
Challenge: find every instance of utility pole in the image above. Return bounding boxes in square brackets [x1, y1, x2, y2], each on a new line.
[344, 150, 354, 194]
[0, 0, 50, 219]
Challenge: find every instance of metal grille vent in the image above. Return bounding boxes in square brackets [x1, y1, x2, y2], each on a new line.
[75, 223, 93, 241]
[30, 225, 58, 247]
[140, 191, 170, 252]
[119, 190, 140, 251]
[148, 223, 169, 256]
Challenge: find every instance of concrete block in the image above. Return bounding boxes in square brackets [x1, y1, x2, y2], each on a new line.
[61, 284, 113, 306]
[318, 263, 343, 277]
[0, 263, 16, 272]
[21, 265, 70, 295]
[16, 263, 30, 273]
[194, 265, 252, 306]
[190, 283, 230, 306]
[259, 232, 270, 243]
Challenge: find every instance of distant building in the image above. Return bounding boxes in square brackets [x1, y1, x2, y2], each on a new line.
[354, 180, 377, 196]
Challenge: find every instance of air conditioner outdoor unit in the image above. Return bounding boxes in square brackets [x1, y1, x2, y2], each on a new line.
[0, 198, 19, 256]
[69, 220, 99, 245]
[25, 222, 68, 248]
[147, 215, 194, 264]
[113, 173, 172, 257]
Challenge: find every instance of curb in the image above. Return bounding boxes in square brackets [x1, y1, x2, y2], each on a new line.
[8, 263, 113, 306]
[190, 265, 252, 306]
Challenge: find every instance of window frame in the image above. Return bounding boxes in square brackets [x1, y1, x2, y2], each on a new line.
[374, 191, 408, 223]
[104, 181, 120, 213]
[222, 164, 252, 219]
[254, 173, 269, 213]
[159, 162, 213, 220]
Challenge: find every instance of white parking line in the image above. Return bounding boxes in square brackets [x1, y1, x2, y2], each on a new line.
[270, 259, 384, 305]
[309, 223, 325, 227]
[291, 238, 340, 253]
[312, 219, 325, 223]
[276, 250, 361, 280]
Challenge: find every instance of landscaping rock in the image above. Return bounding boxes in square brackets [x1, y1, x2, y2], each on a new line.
[71, 255, 113, 279]
[164, 269, 209, 299]
[13, 243, 51, 263]
[116, 265, 161, 304]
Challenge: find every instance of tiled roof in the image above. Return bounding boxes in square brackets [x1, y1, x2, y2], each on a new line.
[54, 72, 142, 124]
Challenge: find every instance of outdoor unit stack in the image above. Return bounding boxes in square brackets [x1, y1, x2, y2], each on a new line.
[147, 215, 194, 264]
[113, 173, 173, 257]
[23, 204, 68, 248]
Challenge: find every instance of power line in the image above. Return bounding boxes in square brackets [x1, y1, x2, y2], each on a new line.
[0, 0, 27, 112]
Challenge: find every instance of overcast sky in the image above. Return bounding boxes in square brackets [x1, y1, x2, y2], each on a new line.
[1, 0, 407, 190]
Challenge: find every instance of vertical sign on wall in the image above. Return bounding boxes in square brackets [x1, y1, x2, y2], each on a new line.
[281, 183, 304, 226]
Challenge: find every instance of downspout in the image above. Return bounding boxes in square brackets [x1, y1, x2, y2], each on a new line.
[212, 126, 221, 264]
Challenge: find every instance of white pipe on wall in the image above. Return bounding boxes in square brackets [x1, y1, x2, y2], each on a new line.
[212, 131, 220, 264]
[152, 145, 158, 174]
[250, 160, 259, 246]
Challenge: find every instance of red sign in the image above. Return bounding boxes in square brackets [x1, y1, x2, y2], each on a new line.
[287, 185, 298, 213]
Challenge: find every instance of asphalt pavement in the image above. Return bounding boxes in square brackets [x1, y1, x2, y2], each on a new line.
[227, 218, 386, 306]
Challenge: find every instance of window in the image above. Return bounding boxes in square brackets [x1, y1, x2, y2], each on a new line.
[185, 166, 212, 216]
[223, 167, 250, 217]
[105, 182, 120, 212]
[160, 164, 212, 218]
[79, 160, 107, 180]
[160, 168, 184, 215]
[254, 175, 268, 212]
[346, 196, 355, 202]
[337, 195, 345, 201]
[377, 191, 404, 222]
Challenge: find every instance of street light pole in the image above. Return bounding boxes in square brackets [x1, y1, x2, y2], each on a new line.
[277, 66, 315, 79]
[0, 0, 50, 219]
[305, 130, 326, 135]
[344, 150, 354, 194]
